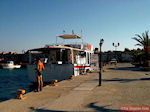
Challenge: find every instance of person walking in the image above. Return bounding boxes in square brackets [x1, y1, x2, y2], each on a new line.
[36, 57, 45, 92]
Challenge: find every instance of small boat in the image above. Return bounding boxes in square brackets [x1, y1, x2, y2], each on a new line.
[2, 61, 21, 69]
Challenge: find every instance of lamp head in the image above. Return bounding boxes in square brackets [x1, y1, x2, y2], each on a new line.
[99, 39, 104, 46]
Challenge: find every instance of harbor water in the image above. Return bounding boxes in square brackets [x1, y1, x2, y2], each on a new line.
[0, 68, 32, 102]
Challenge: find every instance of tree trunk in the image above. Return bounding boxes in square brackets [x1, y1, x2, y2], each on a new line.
[144, 46, 150, 66]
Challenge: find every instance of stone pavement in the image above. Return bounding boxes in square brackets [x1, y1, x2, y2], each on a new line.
[0, 63, 150, 112]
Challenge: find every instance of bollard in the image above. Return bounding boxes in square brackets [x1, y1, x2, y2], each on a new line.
[83, 69, 87, 75]
[51, 80, 58, 86]
[16, 89, 25, 99]
[69, 75, 74, 80]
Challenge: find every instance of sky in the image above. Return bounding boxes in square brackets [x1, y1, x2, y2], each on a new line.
[0, 0, 150, 53]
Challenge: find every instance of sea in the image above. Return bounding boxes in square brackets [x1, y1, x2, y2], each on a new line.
[0, 68, 32, 102]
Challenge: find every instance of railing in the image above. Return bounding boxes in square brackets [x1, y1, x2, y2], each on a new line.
[45, 42, 93, 51]
[45, 42, 87, 46]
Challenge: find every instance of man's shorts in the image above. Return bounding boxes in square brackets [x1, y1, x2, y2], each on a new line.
[37, 71, 42, 76]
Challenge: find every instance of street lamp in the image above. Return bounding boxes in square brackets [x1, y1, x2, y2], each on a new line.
[99, 39, 104, 86]
[112, 42, 120, 61]
[112, 43, 120, 51]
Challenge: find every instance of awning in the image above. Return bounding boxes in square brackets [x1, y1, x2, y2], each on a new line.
[58, 34, 81, 39]
[28, 45, 83, 52]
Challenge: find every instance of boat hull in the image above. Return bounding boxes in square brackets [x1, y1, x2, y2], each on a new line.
[2, 64, 21, 69]
[2, 64, 14, 69]
[14, 65, 21, 68]
[27, 64, 74, 82]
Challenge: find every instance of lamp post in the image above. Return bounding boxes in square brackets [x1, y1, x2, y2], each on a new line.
[99, 39, 104, 86]
[112, 42, 120, 60]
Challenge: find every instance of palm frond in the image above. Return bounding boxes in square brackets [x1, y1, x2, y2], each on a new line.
[135, 34, 144, 41]
[145, 31, 149, 46]
[142, 33, 146, 41]
[135, 43, 142, 46]
[132, 37, 144, 45]
[132, 30, 150, 47]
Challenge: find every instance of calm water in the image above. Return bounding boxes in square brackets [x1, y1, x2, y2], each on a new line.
[0, 68, 32, 102]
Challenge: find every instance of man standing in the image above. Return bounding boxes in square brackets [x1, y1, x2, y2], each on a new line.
[36, 57, 45, 92]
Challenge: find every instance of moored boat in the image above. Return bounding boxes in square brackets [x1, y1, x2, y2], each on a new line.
[2, 61, 21, 69]
[27, 34, 93, 83]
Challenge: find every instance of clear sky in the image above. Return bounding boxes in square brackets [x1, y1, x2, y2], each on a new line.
[0, 0, 150, 53]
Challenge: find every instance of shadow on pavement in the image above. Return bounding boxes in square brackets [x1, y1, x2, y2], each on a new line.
[140, 78, 150, 80]
[87, 102, 119, 112]
[102, 78, 150, 83]
[30, 107, 67, 112]
[108, 67, 140, 71]
[28, 82, 51, 93]
[30, 103, 120, 112]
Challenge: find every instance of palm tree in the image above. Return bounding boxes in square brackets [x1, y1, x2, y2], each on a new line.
[132, 30, 150, 47]
[132, 31, 150, 65]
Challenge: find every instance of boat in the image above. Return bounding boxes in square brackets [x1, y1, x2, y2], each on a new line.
[27, 34, 93, 83]
[2, 61, 21, 69]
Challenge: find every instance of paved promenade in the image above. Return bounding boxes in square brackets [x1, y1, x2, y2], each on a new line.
[0, 63, 150, 112]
